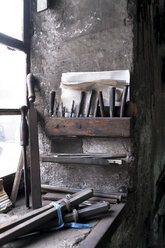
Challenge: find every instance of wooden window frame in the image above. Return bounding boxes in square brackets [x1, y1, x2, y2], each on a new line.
[0, 0, 30, 114]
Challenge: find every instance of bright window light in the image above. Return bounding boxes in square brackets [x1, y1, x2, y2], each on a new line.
[0, 116, 21, 177]
[0, 0, 26, 176]
[0, 0, 23, 40]
[0, 44, 26, 109]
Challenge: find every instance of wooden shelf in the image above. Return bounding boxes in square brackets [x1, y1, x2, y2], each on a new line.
[45, 117, 131, 138]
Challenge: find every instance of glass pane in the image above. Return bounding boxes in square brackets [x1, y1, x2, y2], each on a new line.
[0, 44, 26, 109]
[0, 115, 21, 177]
[0, 0, 23, 41]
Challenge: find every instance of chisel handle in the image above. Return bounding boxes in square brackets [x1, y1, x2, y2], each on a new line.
[49, 91, 56, 116]
[120, 85, 128, 117]
[98, 91, 105, 117]
[27, 73, 35, 103]
[20, 106, 29, 147]
[109, 87, 116, 117]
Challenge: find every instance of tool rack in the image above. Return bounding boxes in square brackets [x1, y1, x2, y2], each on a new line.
[45, 117, 131, 138]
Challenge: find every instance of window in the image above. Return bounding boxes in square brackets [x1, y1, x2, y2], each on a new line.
[0, 0, 29, 177]
[0, 0, 24, 40]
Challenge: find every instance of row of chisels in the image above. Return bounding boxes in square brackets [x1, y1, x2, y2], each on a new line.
[49, 86, 129, 118]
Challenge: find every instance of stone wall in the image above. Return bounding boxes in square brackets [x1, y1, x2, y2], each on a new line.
[30, 0, 165, 247]
[31, 0, 133, 193]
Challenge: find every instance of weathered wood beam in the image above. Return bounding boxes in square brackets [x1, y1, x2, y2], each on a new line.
[45, 117, 131, 138]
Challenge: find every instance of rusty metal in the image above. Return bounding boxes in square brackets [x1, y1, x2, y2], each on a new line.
[70, 100, 75, 117]
[120, 85, 128, 117]
[49, 91, 56, 116]
[109, 87, 116, 117]
[98, 91, 105, 117]
[0, 189, 93, 246]
[87, 90, 96, 117]
[41, 184, 126, 202]
[77, 91, 86, 117]
[20, 106, 30, 208]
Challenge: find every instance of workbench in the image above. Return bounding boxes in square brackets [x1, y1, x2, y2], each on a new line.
[0, 196, 126, 248]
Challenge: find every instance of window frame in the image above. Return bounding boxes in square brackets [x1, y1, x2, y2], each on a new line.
[0, 0, 30, 177]
[0, 0, 30, 114]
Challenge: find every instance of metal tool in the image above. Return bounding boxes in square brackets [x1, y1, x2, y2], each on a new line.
[0, 189, 93, 246]
[55, 103, 59, 117]
[77, 91, 86, 117]
[26, 73, 42, 210]
[109, 87, 116, 117]
[49, 91, 56, 116]
[120, 85, 128, 117]
[61, 102, 65, 117]
[20, 106, 30, 209]
[98, 91, 105, 117]
[70, 100, 75, 117]
[87, 89, 96, 117]
[94, 98, 99, 117]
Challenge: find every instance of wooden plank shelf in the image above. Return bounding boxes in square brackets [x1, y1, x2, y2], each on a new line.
[45, 117, 131, 138]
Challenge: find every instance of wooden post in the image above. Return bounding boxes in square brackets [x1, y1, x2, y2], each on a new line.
[27, 73, 42, 209]
[28, 103, 42, 209]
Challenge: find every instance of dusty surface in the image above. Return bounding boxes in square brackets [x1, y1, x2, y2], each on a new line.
[31, 0, 133, 192]
[0, 198, 98, 248]
[30, 0, 165, 247]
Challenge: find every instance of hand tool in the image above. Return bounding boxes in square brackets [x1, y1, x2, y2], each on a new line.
[26, 73, 42, 210]
[26, 73, 35, 103]
[98, 91, 105, 117]
[41, 184, 126, 202]
[94, 98, 99, 117]
[86, 90, 96, 117]
[109, 87, 116, 117]
[20, 106, 30, 209]
[120, 85, 128, 117]
[43, 192, 117, 204]
[0, 189, 93, 246]
[49, 91, 56, 116]
[55, 103, 59, 117]
[70, 100, 75, 117]
[11, 202, 110, 237]
[77, 91, 86, 117]
[61, 102, 65, 117]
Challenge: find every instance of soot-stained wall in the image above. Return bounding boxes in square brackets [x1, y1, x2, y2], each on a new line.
[31, 0, 133, 193]
[30, 0, 165, 247]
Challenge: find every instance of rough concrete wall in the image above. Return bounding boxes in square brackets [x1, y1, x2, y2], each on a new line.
[31, 0, 133, 193]
[30, 0, 165, 247]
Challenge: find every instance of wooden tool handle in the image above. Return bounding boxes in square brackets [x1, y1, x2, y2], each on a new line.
[20, 106, 29, 146]
[27, 73, 35, 103]
[49, 91, 56, 116]
[109, 87, 116, 117]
